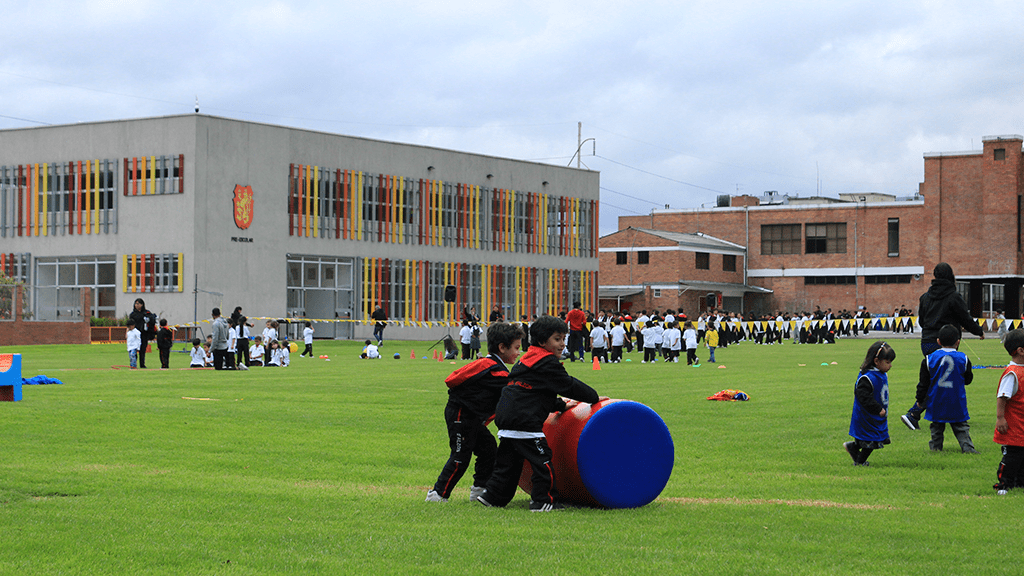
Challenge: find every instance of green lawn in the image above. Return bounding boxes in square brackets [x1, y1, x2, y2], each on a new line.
[0, 335, 1016, 575]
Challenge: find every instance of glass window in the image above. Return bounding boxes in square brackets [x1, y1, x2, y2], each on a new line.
[761, 224, 801, 255]
[695, 252, 709, 270]
[806, 223, 847, 254]
[723, 254, 736, 272]
[888, 218, 900, 257]
[638, 251, 649, 265]
[616, 251, 627, 265]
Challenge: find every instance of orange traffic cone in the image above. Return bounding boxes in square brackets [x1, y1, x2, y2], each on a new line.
[410, 349, 415, 359]
[592, 356, 601, 370]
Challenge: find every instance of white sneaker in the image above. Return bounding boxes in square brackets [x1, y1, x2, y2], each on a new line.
[425, 489, 448, 503]
[998, 489, 1009, 495]
[469, 486, 485, 501]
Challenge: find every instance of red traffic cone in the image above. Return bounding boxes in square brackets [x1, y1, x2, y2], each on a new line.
[410, 349, 415, 359]
[592, 356, 601, 370]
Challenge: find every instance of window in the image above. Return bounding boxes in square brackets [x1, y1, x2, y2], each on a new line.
[983, 283, 1005, 314]
[805, 223, 847, 254]
[35, 255, 117, 319]
[695, 252, 709, 270]
[652, 288, 661, 298]
[864, 275, 911, 284]
[616, 251, 627, 265]
[723, 254, 737, 272]
[761, 224, 801, 255]
[638, 251, 649, 265]
[956, 281, 970, 303]
[995, 148, 1006, 161]
[804, 276, 856, 285]
[888, 218, 899, 256]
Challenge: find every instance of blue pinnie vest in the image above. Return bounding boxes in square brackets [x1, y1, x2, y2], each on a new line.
[924, 348, 969, 423]
[849, 369, 889, 442]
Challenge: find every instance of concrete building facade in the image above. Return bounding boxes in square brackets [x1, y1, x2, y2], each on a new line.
[0, 115, 599, 339]
[601, 135, 1024, 319]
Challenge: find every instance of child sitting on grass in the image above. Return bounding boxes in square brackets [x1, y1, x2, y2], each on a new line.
[360, 339, 380, 359]
[912, 325, 978, 453]
[427, 322, 525, 503]
[189, 338, 205, 368]
[844, 341, 896, 466]
[994, 329, 1024, 494]
[476, 315, 601, 512]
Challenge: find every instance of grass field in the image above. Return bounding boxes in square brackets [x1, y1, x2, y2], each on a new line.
[0, 335, 1017, 575]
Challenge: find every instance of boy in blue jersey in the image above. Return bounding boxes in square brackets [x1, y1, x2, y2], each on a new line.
[913, 324, 978, 453]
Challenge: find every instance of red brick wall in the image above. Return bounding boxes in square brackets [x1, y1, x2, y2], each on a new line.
[0, 286, 92, 346]
[608, 137, 1024, 316]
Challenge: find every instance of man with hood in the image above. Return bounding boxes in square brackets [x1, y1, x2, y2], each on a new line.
[901, 263, 984, 430]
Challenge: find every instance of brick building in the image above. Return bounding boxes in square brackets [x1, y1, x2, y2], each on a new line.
[600, 135, 1024, 319]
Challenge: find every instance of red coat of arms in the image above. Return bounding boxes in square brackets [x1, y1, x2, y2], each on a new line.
[233, 185, 254, 230]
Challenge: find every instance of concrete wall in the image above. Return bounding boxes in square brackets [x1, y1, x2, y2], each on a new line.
[0, 115, 599, 338]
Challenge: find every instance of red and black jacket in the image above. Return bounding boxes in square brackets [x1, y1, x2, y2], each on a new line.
[444, 353, 510, 418]
[494, 346, 599, 433]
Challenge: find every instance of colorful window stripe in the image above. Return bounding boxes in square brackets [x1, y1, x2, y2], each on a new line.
[122, 253, 184, 293]
[0, 160, 119, 238]
[360, 257, 597, 325]
[124, 155, 184, 196]
[288, 164, 598, 258]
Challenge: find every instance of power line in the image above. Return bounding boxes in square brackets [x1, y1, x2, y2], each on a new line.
[600, 186, 662, 207]
[593, 154, 727, 194]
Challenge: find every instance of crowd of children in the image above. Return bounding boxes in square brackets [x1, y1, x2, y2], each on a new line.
[126, 312, 297, 370]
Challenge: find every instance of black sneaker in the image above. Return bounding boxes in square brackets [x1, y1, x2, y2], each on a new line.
[529, 500, 565, 512]
[474, 494, 496, 507]
[900, 413, 920, 431]
[843, 441, 859, 464]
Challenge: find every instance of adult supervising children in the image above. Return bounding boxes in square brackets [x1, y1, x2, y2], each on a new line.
[476, 316, 600, 511]
[902, 263, 984, 431]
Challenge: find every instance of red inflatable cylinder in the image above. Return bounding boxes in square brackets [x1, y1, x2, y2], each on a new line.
[518, 398, 674, 508]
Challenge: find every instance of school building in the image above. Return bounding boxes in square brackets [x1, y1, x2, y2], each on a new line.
[0, 114, 599, 340]
[599, 134, 1024, 320]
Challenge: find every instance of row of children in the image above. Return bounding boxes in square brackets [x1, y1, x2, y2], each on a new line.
[425, 316, 602, 511]
[187, 334, 292, 368]
[846, 326, 1024, 494]
[584, 317, 720, 365]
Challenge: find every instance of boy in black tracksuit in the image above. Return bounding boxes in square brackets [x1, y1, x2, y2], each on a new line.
[476, 315, 600, 511]
[427, 322, 525, 503]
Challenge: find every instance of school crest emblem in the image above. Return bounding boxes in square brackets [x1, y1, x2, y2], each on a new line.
[233, 185, 254, 229]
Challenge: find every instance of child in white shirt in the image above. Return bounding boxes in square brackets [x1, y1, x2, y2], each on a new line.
[301, 322, 314, 357]
[642, 321, 658, 363]
[189, 338, 206, 368]
[126, 321, 142, 369]
[609, 319, 627, 363]
[589, 321, 609, 363]
[278, 339, 291, 366]
[361, 339, 380, 359]
[249, 336, 265, 366]
[665, 322, 682, 363]
[684, 322, 700, 366]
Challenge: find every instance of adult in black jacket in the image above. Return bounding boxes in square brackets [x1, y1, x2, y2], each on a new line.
[901, 262, 984, 431]
[916, 263, 984, 354]
[128, 298, 156, 369]
[370, 306, 387, 345]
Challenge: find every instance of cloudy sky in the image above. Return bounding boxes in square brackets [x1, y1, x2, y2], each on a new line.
[3, 0, 1022, 234]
